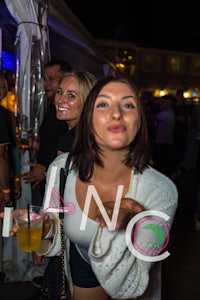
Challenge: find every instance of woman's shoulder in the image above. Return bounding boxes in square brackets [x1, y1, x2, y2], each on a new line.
[51, 152, 69, 168]
[136, 166, 178, 195]
[131, 166, 178, 222]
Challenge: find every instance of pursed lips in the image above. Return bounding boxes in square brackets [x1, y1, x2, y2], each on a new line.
[107, 124, 126, 133]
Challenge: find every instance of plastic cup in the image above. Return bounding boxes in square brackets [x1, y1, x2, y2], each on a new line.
[14, 205, 44, 252]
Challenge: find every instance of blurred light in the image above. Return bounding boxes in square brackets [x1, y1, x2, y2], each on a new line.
[115, 63, 125, 71]
[192, 92, 198, 97]
[183, 91, 189, 98]
[0, 91, 16, 113]
[1, 51, 16, 71]
[160, 90, 166, 97]
[193, 97, 199, 105]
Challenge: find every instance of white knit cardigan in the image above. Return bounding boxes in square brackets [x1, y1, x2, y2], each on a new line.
[37, 153, 178, 300]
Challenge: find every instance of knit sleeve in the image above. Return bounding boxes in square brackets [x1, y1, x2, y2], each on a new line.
[88, 168, 178, 299]
[88, 227, 151, 299]
[36, 212, 62, 256]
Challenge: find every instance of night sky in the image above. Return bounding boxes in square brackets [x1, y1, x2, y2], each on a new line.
[66, 0, 200, 53]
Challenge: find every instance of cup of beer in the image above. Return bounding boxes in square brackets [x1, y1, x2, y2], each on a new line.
[14, 205, 44, 252]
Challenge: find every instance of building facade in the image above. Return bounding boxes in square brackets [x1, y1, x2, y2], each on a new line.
[96, 39, 200, 99]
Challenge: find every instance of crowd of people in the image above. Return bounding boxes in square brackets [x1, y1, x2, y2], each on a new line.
[141, 89, 200, 181]
[6, 60, 200, 299]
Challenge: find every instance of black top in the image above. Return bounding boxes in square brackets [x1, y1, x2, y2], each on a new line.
[57, 126, 77, 153]
[37, 104, 67, 167]
[0, 105, 10, 145]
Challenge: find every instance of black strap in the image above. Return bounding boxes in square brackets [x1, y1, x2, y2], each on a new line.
[59, 155, 71, 209]
[58, 155, 71, 300]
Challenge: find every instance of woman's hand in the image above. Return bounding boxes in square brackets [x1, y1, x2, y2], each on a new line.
[0, 210, 52, 237]
[0, 210, 18, 236]
[95, 197, 144, 230]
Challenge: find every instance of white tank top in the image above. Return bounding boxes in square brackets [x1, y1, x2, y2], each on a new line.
[64, 169, 99, 263]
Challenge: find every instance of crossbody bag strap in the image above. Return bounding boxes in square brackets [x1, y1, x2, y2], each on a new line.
[59, 155, 71, 300]
[59, 155, 71, 205]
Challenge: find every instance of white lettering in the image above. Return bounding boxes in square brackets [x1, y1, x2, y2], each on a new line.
[80, 185, 124, 230]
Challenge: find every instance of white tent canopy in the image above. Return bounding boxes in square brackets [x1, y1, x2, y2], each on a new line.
[0, 0, 113, 131]
[0, 0, 112, 78]
[48, 0, 113, 77]
[4, 0, 48, 129]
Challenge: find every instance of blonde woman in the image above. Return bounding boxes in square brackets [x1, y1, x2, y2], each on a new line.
[55, 70, 97, 155]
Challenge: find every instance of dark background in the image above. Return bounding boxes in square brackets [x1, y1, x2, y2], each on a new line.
[66, 0, 200, 53]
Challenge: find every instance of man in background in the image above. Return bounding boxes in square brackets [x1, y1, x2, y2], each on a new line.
[22, 60, 72, 205]
[152, 94, 176, 179]
[19, 60, 72, 287]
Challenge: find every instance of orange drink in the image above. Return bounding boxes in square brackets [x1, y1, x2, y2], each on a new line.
[17, 219, 43, 252]
[14, 205, 44, 252]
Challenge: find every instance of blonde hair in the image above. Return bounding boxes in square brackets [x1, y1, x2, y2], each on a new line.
[61, 70, 97, 104]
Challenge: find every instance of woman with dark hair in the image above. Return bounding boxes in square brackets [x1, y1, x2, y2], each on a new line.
[70, 76, 151, 179]
[2, 76, 178, 300]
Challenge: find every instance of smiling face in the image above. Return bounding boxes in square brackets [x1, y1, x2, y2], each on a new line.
[92, 81, 140, 151]
[55, 76, 84, 129]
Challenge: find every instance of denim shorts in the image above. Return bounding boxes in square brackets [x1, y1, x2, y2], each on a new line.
[69, 242, 100, 288]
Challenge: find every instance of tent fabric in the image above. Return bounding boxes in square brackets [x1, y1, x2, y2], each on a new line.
[47, 0, 113, 77]
[0, 0, 113, 282]
[0, 0, 112, 78]
[4, 0, 48, 130]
